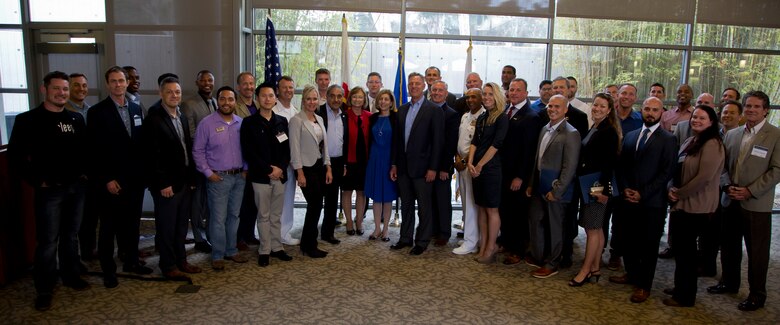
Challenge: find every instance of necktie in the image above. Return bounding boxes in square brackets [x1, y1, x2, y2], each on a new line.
[637, 128, 651, 152]
[506, 107, 514, 119]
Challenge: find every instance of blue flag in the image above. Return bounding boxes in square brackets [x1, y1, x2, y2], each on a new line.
[264, 17, 282, 88]
[393, 49, 408, 109]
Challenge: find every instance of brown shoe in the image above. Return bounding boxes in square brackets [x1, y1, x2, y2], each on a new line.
[433, 239, 448, 247]
[179, 262, 202, 274]
[212, 260, 226, 271]
[524, 256, 542, 268]
[503, 253, 522, 265]
[608, 274, 631, 285]
[162, 269, 190, 280]
[531, 267, 558, 279]
[225, 254, 249, 263]
[236, 241, 250, 251]
[630, 288, 650, 303]
[607, 256, 622, 271]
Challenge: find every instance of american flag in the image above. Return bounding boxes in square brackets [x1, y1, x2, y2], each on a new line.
[264, 16, 282, 88]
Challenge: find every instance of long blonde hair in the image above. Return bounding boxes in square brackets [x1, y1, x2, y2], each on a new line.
[483, 82, 505, 125]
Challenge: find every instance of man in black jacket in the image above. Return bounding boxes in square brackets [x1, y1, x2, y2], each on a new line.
[429, 80, 459, 246]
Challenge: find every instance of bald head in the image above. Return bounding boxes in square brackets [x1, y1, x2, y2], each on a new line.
[696, 93, 714, 108]
[466, 72, 483, 89]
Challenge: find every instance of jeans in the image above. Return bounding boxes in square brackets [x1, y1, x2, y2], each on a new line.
[34, 181, 86, 294]
[207, 174, 245, 260]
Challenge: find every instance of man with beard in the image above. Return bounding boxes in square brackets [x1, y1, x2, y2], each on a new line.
[609, 96, 677, 303]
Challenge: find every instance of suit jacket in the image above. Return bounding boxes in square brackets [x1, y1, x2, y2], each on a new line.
[577, 122, 620, 191]
[618, 126, 677, 208]
[142, 105, 196, 192]
[529, 121, 581, 202]
[672, 120, 693, 146]
[501, 101, 543, 184]
[539, 104, 589, 138]
[289, 111, 329, 169]
[181, 95, 216, 137]
[87, 97, 145, 188]
[437, 102, 460, 174]
[235, 97, 257, 118]
[451, 96, 469, 115]
[393, 98, 444, 178]
[722, 122, 780, 212]
[423, 90, 457, 108]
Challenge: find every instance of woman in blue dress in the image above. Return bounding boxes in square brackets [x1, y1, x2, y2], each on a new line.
[364, 89, 398, 241]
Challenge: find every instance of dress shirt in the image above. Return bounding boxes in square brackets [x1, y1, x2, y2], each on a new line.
[508, 99, 528, 118]
[660, 105, 693, 132]
[740, 118, 766, 154]
[112, 98, 132, 135]
[538, 119, 565, 167]
[273, 101, 298, 122]
[636, 122, 661, 151]
[368, 95, 377, 113]
[405, 96, 424, 148]
[167, 106, 189, 166]
[458, 107, 485, 156]
[66, 100, 91, 123]
[193, 111, 245, 178]
[325, 104, 344, 158]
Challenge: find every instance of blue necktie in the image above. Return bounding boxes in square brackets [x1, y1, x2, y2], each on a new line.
[637, 128, 651, 152]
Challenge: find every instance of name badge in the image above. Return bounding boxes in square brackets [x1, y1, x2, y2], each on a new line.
[670, 124, 677, 133]
[751, 145, 768, 159]
[216, 126, 226, 133]
[133, 115, 142, 126]
[276, 132, 288, 143]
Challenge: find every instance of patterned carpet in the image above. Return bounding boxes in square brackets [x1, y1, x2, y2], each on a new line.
[1, 209, 778, 324]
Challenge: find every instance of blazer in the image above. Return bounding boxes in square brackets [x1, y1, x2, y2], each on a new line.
[438, 103, 460, 174]
[671, 137, 724, 214]
[501, 101, 543, 184]
[539, 104, 589, 138]
[393, 98, 444, 178]
[529, 120, 581, 202]
[235, 97, 257, 118]
[289, 111, 330, 170]
[721, 122, 780, 212]
[672, 120, 693, 146]
[618, 126, 678, 208]
[87, 96, 145, 187]
[142, 105, 196, 192]
[343, 108, 372, 164]
[577, 122, 620, 191]
[181, 95, 216, 137]
[317, 103, 347, 132]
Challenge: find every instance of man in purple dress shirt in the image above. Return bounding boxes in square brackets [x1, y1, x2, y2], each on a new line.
[192, 86, 250, 270]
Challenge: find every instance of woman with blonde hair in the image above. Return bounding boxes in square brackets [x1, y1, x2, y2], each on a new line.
[468, 82, 508, 263]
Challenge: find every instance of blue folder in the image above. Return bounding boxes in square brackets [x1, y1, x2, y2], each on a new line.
[539, 169, 574, 202]
[578, 172, 619, 204]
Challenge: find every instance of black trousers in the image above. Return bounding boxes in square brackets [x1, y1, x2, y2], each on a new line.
[97, 182, 145, 275]
[397, 173, 433, 247]
[431, 173, 453, 240]
[322, 156, 344, 239]
[498, 180, 530, 255]
[621, 202, 665, 291]
[719, 204, 771, 301]
[300, 160, 326, 251]
[561, 187, 580, 261]
[670, 210, 708, 305]
[78, 181, 100, 257]
[237, 181, 257, 242]
[152, 187, 192, 272]
[698, 205, 722, 275]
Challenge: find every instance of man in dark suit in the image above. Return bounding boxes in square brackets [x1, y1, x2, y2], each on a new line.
[423, 66, 456, 107]
[390, 72, 444, 255]
[88, 66, 153, 288]
[429, 80, 459, 247]
[451, 72, 483, 115]
[317, 84, 347, 244]
[526, 95, 581, 278]
[609, 96, 677, 303]
[500, 78, 543, 265]
[143, 77, 201, 278]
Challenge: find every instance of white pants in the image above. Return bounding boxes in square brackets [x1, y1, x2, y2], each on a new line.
[457, 169, 479, 249]
[280, 166, 296, 240]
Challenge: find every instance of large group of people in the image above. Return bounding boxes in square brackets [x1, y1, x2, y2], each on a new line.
[8, 64, 779, 314]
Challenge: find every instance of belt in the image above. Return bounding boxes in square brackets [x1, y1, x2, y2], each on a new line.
[213, 168, 243, 175]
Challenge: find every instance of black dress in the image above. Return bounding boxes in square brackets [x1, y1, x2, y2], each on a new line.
[470, 111, 508, 208]
[576, 122, 619, 229]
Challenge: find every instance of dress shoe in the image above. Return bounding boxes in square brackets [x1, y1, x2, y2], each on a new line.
[658, 247, 673, 259]
[282, 237, 300, 246]
[356, 229, 364, 236]
[531, 267, 559, 279]
[737, 297, 765, 311]
[706, 283, 738, 294]
[524, 256, 542, 268]
[322, 237, 341, 245]
[433, 239, 448, 247]
[503, 253, 522, 265]
[609, 274, 631, 285]
[194, 242, 213, 253]
[409, 246, 426, 255]
[236, 241, 250, 251]
[212, 260, 226, 271]
[103, 274, 119, 289]
[78, 261, 89, 274]
[162, 269, 190, 280]
[245, 237, 261, 245]
[559, 257, 573, 269]
[225, 254, 249, 263]
[390, 242, 412, 250]
[123, 263, 154, 275]
[270, 250, 293, 261]
[179, 262, 202, 274]
[63, 277, 90, 291]
[34, 294, 53, 311]
[258, 254, 270, 267]
[663, 297, 693, 307]
[452, 245, 478, 255]
[663, 288, 675, 295]
[607, 255, 622, 271]
[301, 248, 328, 258]
[630, 288, 651, 303]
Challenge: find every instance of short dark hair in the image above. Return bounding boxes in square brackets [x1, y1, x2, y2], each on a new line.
[566, 76, 578, 84]
[539, 79, 552, 89]
[315, 68, 330, 76]
[743, 90, 770, 108]
[43, 71, 69, 87]
[157, 73, 179, 87]
[196, 70, 213, 79]
[158, 77, 179, 89]
[552, 76, 570, 88]
[720, 99, 743, 114]
[216, 86, 237, 99]
[408, 72, 424, 82]
[122, 66, 136, 72]
[604, 84, 617, 90]
[279, 75, 294, 84]
[104, 66, 127, 82]
[425, 66, 441, 75]
[618, 83, 637, 93]
[255, 81, 276, 97]
[367, 72, 382, 81]
[650, 82, 665, 93]
[326, 84, 343, 96]
[503, 65, 516, 75]
[68, 73, 87, 81]
[236, 72, 254, 85]
[723, 87, 741, 101]
[510, 78, 528, 90]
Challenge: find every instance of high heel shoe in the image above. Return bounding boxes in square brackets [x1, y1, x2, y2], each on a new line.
[356, 228, 364, 236]
[476, 252, 496, 264]
[569, 272, 592, 287]
[590, 269, 601, 283]
[346, 229, 356, 236]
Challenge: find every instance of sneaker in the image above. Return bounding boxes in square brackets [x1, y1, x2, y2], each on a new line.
[281, 237, 300, 246]
[531, 267, 558, 279]
[34, 294, 53, 311]
[452, 245, 478, 255]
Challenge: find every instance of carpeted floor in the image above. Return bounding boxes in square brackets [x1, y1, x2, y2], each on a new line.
[1, 209, 778, 324]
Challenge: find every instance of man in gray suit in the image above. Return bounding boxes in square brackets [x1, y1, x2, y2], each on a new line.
[181, 70, 217, 253]
[525, 94, 581, 278]
[390, 72, 444, 255]
[708, 91, 780, 311]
